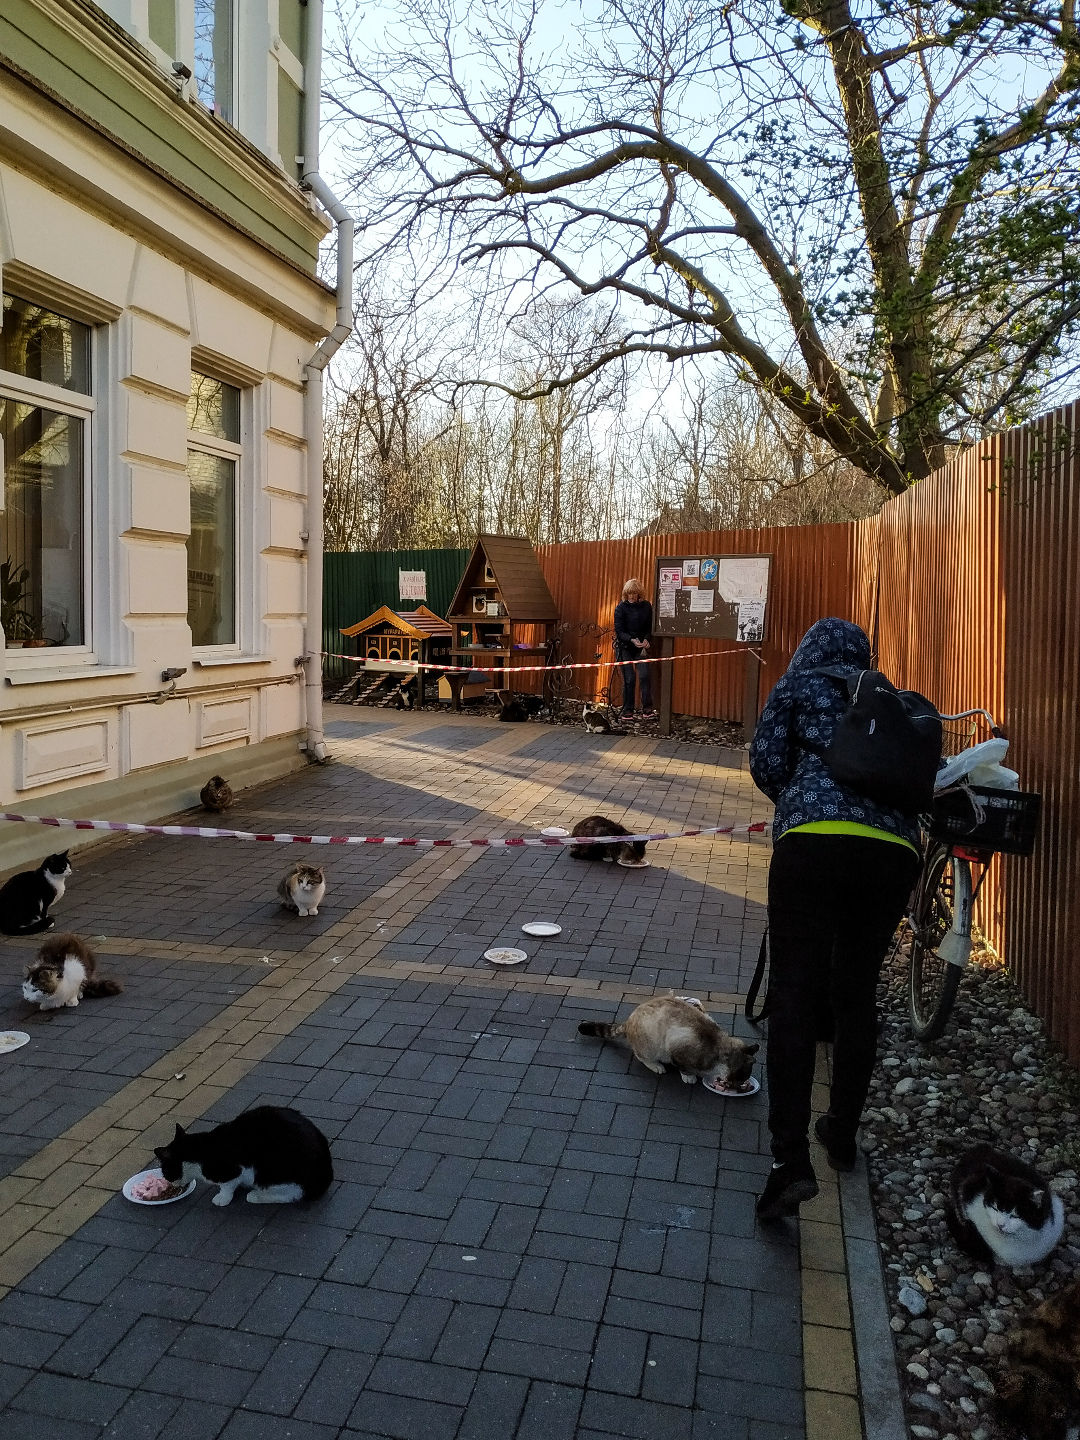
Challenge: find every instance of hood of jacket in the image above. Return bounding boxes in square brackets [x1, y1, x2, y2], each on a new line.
[786, 618, 871, 676]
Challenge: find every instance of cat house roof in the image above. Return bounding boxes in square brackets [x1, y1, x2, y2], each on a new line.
[447, 535, 560, 622]
[339, 604, 452, 640]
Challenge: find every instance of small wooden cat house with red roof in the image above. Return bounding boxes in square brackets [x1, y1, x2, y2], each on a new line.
[445, 535, 560, 703]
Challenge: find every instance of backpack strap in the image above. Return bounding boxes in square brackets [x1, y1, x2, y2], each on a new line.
[744, 928, 771, 1026]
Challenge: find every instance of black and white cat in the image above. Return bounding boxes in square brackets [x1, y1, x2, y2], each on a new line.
[946, 1144, 1064, 1267]
[153, 1106, 333, 1206]
[0, 852, 71, 936]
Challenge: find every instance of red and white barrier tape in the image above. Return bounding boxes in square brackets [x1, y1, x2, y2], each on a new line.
[322, 645, 760, 675]
[0, 812, 769, 847]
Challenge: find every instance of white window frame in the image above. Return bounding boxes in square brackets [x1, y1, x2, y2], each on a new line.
[190, 0, 240, 127]
[0, 350, 95, 670]
[186, 372, 244, 656]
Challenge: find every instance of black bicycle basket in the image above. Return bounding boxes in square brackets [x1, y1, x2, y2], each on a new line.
[929, 786, 1041, 856]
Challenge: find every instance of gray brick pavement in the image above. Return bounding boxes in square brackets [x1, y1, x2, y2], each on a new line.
[0, 711, 793, 1440]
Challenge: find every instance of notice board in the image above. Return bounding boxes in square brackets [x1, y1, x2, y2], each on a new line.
[652, 554, 771, 642]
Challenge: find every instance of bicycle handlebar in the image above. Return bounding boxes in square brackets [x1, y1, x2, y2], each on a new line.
[937, 707, 1005, 739]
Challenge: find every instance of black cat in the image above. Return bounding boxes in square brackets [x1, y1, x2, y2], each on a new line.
[0, 852, 72, 936]
[154, 1106, 333, 1206]
[568, 815, 646, 864]
[498, 700, 528, 722]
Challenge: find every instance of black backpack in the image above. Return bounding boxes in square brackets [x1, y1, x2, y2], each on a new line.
[809, 667, 942, 816]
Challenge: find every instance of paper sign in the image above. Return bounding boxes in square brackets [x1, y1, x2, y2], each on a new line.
[717, 557, 769, 603]
[658, 589, 676, 618]
[688, 588, 714, 613]
[737, 600, 766, 642]
[682, 560, 699, 580]
[659, 567, 682, 590]
[699, 558, 718, 583]
[399, 570, 427, 601]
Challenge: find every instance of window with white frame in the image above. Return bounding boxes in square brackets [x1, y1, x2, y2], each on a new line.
[0, 293, 92, 652]
[193, 0, 236, 123]
[187, 370, 240, 649]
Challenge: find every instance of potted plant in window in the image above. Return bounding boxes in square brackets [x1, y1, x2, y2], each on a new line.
[0, 559, 34, 647]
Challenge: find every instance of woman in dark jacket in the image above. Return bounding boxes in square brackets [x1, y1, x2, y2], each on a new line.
[613, 579, 655, 717]
[749, 618, 921, 1220]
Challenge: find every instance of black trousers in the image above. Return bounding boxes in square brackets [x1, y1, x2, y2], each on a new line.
[765, 832, 920, 1165]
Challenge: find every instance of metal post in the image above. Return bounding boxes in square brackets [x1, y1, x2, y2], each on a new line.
[659, 636, 674, 737]
[742, 649, 762, 744]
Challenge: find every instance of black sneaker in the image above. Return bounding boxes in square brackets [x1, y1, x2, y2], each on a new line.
[814, 1116, 857, 1172]
[755, 1158, 818, 1221]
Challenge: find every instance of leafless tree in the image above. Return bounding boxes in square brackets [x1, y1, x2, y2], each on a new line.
[328, 0, 1080, 495]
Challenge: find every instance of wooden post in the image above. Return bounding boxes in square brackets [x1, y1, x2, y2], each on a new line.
[658, 636, 675, 737]
[742, 649, 762, 744]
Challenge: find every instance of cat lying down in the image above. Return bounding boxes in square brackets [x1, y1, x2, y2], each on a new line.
[946, 1143, 1064, 1267]
[22, 934, 123, 1010]
[579, 995, 758, 1087]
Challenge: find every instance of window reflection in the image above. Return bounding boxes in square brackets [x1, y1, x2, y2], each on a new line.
[1, 294, 90, 394]
[193, 0, 234, 122]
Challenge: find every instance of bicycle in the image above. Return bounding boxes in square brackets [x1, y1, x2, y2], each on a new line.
[896, 708, 1041, 1042]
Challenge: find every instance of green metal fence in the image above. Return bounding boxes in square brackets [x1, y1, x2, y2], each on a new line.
[323, 548, 471, 681]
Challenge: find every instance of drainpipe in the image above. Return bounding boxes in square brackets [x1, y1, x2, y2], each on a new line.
[301, 0, 354, 762]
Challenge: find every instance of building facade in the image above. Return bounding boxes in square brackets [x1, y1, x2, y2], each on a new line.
[0, 0, 338, 870]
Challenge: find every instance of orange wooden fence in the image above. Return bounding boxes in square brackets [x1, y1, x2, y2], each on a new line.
[536, 401, 1080, 1061]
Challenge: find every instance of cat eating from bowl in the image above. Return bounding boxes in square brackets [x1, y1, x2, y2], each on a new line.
[579, 995, 758, 1088]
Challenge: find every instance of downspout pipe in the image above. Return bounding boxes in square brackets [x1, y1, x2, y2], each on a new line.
[301, 0, 354, 762]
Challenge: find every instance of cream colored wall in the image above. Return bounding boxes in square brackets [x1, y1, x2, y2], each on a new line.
[0, 154, 330, 829]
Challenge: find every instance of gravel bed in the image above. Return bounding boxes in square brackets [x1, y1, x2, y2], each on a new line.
[865, 943, 1080, 1440]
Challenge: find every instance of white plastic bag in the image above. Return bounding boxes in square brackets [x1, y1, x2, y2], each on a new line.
[934, 737, 1011, 792]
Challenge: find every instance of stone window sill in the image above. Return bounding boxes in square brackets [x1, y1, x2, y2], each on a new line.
[5, 665, 139, 687]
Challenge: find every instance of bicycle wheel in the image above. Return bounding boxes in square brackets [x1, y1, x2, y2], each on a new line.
[908, 844, 971, 1041]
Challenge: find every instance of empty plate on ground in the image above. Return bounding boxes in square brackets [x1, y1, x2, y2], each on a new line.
[541, 826, 570, 837]
[617, 858, 651, 868]
[122, 1168, 197, 1205]
[521, 922, 561, 937]
[0, 1032, 29, 1055]
[484, 947, 528, 966]
[702, 1075, 761, 1098]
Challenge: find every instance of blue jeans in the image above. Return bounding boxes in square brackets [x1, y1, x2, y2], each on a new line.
[619, 658, 653, 712]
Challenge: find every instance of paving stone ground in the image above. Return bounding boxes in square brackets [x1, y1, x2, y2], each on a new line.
[0, 707, 831, 1440]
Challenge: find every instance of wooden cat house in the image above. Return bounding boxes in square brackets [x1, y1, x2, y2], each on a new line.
[445, 536, 560, 706]
[337, 604, 454, 704]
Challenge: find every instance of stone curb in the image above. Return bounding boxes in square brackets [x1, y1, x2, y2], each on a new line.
[841, 1156, 908, 1440]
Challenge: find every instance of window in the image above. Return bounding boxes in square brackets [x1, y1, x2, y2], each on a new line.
[193, 0, 235, 122]
[187, 371, 240, 649]
[0, 293, 91, 651]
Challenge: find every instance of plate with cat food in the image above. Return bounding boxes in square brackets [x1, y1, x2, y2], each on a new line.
[701, 1075, 761, 1098]
[0, 1031, 30, 1055]
[483, 947, 528, 966]
[617, 857, 651, 868]
[122, 1168, 197, 1206]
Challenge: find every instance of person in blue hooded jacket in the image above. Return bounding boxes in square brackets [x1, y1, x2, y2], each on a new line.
[749, 618, 921, 1220]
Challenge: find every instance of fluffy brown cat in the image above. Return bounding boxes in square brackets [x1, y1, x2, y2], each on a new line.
[22, 934, 123, 1009]
[997, 1279, 1080, 1440]
[579, 995, 758, 1086]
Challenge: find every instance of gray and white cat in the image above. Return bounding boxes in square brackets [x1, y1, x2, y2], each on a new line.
[579, 995, 758, 1086]
[277, 863, 326, 916]
[946, 1144, 1065, 1267]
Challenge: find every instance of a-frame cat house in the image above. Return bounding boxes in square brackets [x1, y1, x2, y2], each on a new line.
[337, 604, 453, 704]
[446, 536, 560, 704]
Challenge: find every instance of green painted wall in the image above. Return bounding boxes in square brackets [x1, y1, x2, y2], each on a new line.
[278, 68, 302, 183]
[278, 0, 307, 65]
[147, 0, 175, 57]
[324, 549, 471, 680]
[0, 0, 321, 271]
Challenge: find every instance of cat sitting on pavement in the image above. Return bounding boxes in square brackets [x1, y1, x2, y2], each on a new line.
[0, 852, 71, 936]
[277, 863, 326, 916]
